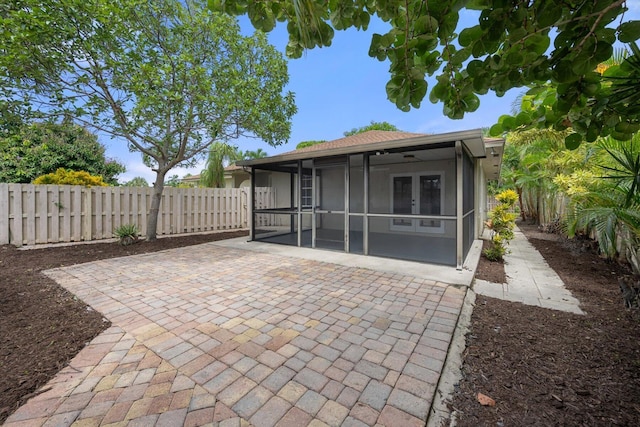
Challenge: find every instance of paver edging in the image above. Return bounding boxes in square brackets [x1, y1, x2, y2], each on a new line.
[426, 286, 475, 427]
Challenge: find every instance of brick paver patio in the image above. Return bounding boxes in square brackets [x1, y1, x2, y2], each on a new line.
[5, 242, 466, 427]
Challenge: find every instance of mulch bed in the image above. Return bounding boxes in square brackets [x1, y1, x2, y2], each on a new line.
[475, 240, 507, 284]
[0, 230, 247, 423]
[448, 222, 640, 426]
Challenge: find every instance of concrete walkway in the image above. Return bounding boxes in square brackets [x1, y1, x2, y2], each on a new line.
[474, 227, 584, 315]
[5, 239, 471, 427]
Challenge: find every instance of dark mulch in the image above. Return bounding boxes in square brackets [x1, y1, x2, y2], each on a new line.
[0, 230, 247, 423]
[475, 240, 507, 284]
[448, 222, 640, 426]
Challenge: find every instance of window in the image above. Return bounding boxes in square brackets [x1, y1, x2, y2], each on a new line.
[301, 174, 313, 208]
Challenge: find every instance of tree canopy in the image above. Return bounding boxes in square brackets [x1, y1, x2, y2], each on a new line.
[1, 0, 296, 239]
[211, 0, 640, 147]
[296, 140, 326, 149]
[122, 177, 149, 187]
[344, 121, 400, 136]
[0, 122, 125, 184]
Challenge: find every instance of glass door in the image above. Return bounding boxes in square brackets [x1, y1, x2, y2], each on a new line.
[314, 162, 346, 251]
[390, 173, 444, 233]
[390, 175, 414, 231]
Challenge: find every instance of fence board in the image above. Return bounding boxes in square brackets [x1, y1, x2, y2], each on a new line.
[0, 184, 8, 244]
[38, 187, 48, 243]
[12, 186, 23, 245]
[225, 188, 235, 228]
[50, 187, 59, 243]
[62, 186, 71, 242]
[1, 183, 269, 246]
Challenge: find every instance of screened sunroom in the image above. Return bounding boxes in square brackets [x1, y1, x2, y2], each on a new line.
[239, 129, 503, 269]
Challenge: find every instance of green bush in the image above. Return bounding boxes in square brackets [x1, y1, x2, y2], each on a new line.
[33, 168, 107, 187]
[484, 189, 518, 262]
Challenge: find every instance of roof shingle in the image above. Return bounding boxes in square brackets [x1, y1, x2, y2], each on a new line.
[283, 130, 426, 155]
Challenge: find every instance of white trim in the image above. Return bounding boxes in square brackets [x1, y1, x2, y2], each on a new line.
[389, 172, 445, 234]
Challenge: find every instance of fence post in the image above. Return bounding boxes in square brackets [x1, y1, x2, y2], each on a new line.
[242, 187, 253, 230]
[0, 184, 9, 244]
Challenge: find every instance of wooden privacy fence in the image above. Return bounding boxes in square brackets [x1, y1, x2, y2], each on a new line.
[0, 184, 274, 246]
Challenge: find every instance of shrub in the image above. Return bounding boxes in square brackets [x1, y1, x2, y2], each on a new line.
[484, 189, 518, 261]
[113, 224, 140, 246]
[33, 168, 107, 187]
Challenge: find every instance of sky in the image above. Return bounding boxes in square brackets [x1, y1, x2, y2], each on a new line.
[112, 4, 640, 184]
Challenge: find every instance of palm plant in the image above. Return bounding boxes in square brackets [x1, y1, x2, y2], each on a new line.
[567, 136, 640, 261]
[601, 43, 640, 121]
[502, 129, 577, 224]
[243, 148, 268, 159]
[200, 142, 243, 188]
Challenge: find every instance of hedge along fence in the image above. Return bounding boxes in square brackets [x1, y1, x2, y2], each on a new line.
[0, 184, 275, 246]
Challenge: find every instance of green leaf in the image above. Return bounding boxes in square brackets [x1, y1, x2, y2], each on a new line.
[553, 60, 578, 83]
[618, 21, 640, 43]
[463, 94, 480, 112]
[415, 34, 438, 52]
[596, 28, 616, 44]
[438, 12, 459, 41]
[505, 50, 523, 66]
[414, 14, 438, 35]
[508, 27, 527, 43]
[429, 81, 447, 103]
[410, 79, 428, 109]
[500, 115, 516, 131]
[472, 74, 490, 92]
[489, 123, 503, 136]
[564, 133, 582, 150]
[524, 34, 551, 56]
[585, 125, 599, 142]
[458, 26, 482, 47]
[368, 33, 382, 57]
[515, 111, 531, 126]
[537, 3, 561, 28]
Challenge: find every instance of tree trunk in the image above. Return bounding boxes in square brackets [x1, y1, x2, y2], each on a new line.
[147, 170, 167, 241]
[517, 187, 526, 221]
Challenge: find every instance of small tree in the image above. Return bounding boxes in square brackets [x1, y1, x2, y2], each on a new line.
[484, 189, 518, 262]
[1, 0, 296, 240]
[33, 168, 108, 187]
